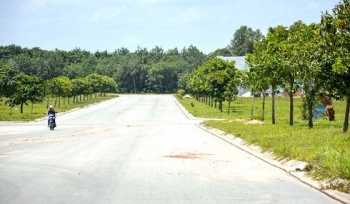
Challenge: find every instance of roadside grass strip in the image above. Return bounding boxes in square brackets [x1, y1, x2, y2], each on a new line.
[176, 94, 350, 193]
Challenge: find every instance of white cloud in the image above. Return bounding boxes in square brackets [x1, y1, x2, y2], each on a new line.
[92, 7, 125, 22]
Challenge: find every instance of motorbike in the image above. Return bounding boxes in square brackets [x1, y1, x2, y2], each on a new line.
[48, 114, 56, 130]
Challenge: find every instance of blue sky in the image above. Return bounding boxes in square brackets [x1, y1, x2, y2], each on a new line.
[0, 0, 339, 54]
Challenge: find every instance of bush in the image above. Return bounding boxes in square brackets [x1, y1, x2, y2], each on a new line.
[177, 89, 186, 97]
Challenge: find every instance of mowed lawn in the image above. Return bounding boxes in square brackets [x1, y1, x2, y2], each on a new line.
[176, 95, 350, 193]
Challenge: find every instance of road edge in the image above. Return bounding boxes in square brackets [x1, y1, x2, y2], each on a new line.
[172, 95, 350, 204]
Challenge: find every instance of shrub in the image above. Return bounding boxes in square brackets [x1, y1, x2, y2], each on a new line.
[177, 89, 186, 97]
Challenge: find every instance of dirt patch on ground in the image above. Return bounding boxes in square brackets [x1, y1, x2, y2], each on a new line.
[164, 152, 212, 159]
[0, 150, 22, 158]
[228, 119, 264, 125]
[245, 120, 264, 125]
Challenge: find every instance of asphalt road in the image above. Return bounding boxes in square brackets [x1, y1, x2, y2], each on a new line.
[0, 95, 341, 203]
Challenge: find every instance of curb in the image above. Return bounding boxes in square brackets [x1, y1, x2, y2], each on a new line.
[172, 95, 350, 204]
[196, 124, 350, 204]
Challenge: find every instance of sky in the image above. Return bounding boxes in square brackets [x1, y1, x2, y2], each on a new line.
[0, 0, 340, 54]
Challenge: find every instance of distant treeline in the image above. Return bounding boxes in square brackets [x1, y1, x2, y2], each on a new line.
[0, 44, 214, 93]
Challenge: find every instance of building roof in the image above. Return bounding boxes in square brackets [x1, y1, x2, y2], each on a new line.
[216, 56, 249, 70]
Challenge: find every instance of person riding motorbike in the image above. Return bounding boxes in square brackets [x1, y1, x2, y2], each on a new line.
[47, 105, 57, 127]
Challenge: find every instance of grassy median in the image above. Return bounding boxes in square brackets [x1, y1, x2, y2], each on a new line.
[0, 94, 118, 121]
[176, 94, 350, 193]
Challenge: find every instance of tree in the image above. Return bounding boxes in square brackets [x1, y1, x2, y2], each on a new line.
[246, 31, 285, 123]
[230, 26, 262, 56]
[100, 75, 118, 95]
[290, 23, 322, 128]
[13, 74, 45, 113]
[71, 78, 89, 103]
[224, 72, 239, 114]
[268, 24, 296, 126]
[47, 76, 72, 107]
[0, 70, 45, 114]
[26, 75, 45, 112]
[0, 66, 21, 115]
[191, 59, 238, 112]
[0, 44, 23, 59]
[149, 61, 178, 93]
[320, 0, 350, 132]
[208, 47, 232, 59]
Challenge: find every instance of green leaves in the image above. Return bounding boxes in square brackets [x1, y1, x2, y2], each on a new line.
[230, 26, 263, 56]
[332, 58, 348, 73]
[187, 58, 239, 111]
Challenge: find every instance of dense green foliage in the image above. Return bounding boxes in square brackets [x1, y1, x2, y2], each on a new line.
[320, 0, 350, 132]
[229, 26, 262, 56]
[0, 66, 117, 114]
[187, 59, 240, 113]
[0, 45, 209, 94]
[242, 0, 350, 132]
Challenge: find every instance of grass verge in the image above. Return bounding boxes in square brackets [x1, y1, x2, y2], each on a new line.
[175, 94, 350, 193]
[0, 94, 118, 121]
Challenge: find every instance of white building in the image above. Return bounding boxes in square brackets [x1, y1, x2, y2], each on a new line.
[217, 56, 285, 97]
[216, 56, 251, 96]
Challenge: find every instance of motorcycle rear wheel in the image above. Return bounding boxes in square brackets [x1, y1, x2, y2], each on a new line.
[49, 123, 55, 130]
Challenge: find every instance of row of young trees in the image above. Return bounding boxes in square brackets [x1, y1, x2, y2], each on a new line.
[186, 59, 240, 114]
[245, 0, 350, 132]
[186, 0, 350, 132]
[0, 66, 117, 114]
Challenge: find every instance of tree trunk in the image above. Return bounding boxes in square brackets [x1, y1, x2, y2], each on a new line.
[20, 101, 24, 114]
[159, 80, 163, 93]
[54, 97, 57, 107]
[251, 96, 255, 120]
[343, 97, 350, 133]
[9, 98, 14, 116]
[31, 102, 34, 113]
[132, 75, 137, 93]
[262, 92, 266, 121]
[219, 101, 223, 112]
[307, 98, 313, 128]
[46, 98, 50, 109]
[228, 101, 231, 114]
[272, 89, 276, 124]
[289, 79, 294, 126]
[58, 97, 61, 107]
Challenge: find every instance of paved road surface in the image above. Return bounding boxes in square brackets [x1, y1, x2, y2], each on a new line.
[0, 95, 340, 203]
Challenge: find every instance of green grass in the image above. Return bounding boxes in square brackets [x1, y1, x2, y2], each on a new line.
[176, 94, 350, 193]
[0, 94, 118, 121]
